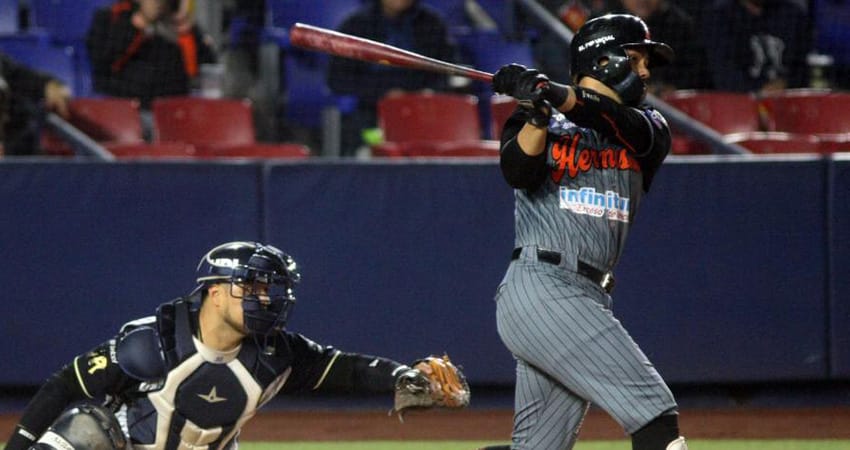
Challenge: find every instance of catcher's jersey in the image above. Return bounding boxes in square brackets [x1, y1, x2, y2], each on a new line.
[71, 297, 340, 450]
[513, 105, 669, 271]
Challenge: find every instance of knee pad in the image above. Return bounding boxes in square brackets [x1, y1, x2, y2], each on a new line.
[30, 404, 127, 450]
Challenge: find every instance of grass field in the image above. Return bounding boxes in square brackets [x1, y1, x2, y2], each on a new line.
[240, 440, 850, 449]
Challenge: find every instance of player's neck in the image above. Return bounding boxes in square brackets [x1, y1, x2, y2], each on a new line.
[198, 303, 244, 351]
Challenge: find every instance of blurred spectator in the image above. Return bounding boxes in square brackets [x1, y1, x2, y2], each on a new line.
[327, 0, 458, 157]
[0, 52, 72, 156]
[86, 0, 217, 111]
[701, 0, 812, 94]
[609, 0, 712, 95]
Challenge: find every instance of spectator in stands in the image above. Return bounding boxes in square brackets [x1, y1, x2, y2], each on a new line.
[610, 0, 713, 95]
[86, 0, 217, 112]
[327, 0, 458, 157]
[701, 0, 812, 93]
[0, 52, 72, 156]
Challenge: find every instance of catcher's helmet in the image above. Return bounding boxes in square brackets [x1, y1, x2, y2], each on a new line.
[570, 14, 673, 105]
[29, 404, 127, 450]
[195, 241, 300, 335]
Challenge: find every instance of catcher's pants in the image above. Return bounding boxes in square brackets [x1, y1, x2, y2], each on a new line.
[495, 257, 677, 450]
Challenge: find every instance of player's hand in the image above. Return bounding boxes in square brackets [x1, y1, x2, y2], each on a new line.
[513, 69, 550, 103]
[492, 63, 528, 97]
[44, 80, 71, 118]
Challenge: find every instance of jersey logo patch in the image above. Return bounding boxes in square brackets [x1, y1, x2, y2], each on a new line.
[87, 356, 108, 374]
[197, 386, 227, 404]
[559, 187, 630, 223]
[550, 133, 641, 183]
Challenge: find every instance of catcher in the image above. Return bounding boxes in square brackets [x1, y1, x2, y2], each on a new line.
[6, 241, 469, 450]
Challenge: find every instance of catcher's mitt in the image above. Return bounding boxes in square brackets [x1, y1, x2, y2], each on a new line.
[391, 354, 470, 421]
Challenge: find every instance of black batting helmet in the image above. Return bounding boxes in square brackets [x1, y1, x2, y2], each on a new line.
[195, 241, 301, 335]
[570, 14, 673, 105]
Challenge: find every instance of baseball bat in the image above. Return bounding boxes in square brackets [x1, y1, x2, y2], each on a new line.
[289, 23, 493, 83]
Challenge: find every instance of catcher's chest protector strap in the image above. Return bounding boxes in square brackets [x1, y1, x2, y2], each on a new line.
[156, 298, 199, 368]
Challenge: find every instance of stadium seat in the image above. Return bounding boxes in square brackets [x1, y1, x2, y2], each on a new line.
[723, 132, 822, 154]
[105, 142, 198, 159]
[372, 139, 499, 158]
[760, 89, 850, 137]
[663, 90, 765, 155]
[28, 0, 113, 44]
[151, 96, 312, 158]
[68, 98, 144, 144]
[152, 97, 256, 147]
[266, 0, 360, 38]
[0, 0, 18, 34]
[196, 143, 310, 159]
[377, 92, 482, 143]
[490, 95, 517, 140]
[0, 33, 76, 89]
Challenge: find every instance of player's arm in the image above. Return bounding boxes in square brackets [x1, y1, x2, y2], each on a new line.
[281, 332, 408, 394]
[5, 340, 130, 450]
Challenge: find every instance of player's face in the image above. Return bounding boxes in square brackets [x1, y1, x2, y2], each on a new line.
[625, 48, 651, 80]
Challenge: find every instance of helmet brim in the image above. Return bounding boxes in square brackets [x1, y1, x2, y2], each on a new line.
[622, 41, 674, 68]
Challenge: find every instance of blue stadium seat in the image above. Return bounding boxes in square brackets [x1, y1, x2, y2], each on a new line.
[0, 33, 76, 90]
[455, 29, 534, 138]
[0, 0, 19, 34]
[29, 0, 114, 44]
[267, 0, 361, 35]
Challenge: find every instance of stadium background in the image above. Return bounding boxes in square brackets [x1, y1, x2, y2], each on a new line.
[1, 0, 849, 447]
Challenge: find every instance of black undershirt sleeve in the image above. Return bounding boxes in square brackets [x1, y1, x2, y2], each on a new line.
[282, 332, 406, 394]
[564, 86, 656, 156]
[5, 365, 90, 450]
[499, 111, 549, 190]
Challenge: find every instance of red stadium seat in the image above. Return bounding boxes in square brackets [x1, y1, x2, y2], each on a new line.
[760, 89, 850, 137]
[69, 97, 144, 144]
[490, 95, 518, 141]
[723, 132, 822, 154]
[151, 96, 311, 158]
[151, 97, 256, 147]
[197, 143, 311, 159]
[105, 142, 197, 159]
[377, 92, 482, 143]
[663, 90, 765, 155]
[372, 140, 500, 158]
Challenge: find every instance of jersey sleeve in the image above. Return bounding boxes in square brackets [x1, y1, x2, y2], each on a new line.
[5, 338, 136, 450]
[280, 332, 405, 394]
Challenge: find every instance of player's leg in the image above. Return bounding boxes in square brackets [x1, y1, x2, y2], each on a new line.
[497, 264, 683, 448]
[510, 359, 589, 450]
[631, 412, 688, 450]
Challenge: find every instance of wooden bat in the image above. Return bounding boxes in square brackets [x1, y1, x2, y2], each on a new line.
[289, 23, 493, 83]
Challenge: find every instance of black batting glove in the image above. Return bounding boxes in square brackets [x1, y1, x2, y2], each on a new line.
[492, 63, 528, 96]
[519, 99, 551, 128]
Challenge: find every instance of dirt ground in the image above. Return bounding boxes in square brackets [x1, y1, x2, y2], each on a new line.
[3, 407, 849, 441]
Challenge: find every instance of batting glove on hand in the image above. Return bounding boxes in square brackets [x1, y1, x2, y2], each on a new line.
[492, 63, 528, 97]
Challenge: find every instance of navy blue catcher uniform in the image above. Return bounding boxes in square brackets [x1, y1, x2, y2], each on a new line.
[7, 242, 413, 450]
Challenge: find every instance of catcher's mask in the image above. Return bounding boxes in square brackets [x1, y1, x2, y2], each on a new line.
[194, 241, 300, 336]
[570, 14, 673, 105]
[30, 404, 127, 450]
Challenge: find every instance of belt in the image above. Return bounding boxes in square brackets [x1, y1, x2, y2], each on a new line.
[511, 247, 615, 294]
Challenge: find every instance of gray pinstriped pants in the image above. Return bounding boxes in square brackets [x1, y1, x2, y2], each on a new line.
[495, 249, 677, 450]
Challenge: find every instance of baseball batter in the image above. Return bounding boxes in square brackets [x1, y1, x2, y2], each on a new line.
[485, 14, 688, 450]
[6, 241, 468, 450]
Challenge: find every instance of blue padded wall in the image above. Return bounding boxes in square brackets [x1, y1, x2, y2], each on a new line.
[616, 158, 830, 383]
[263, 162, 517, 383]
[830, 156, 850, 377]
[0, 162, 263, 384]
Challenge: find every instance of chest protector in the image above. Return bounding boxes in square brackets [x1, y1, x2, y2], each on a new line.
[118, 298, 292, 450]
